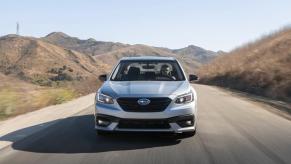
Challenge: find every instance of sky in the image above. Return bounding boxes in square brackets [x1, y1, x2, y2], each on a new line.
[0, 0, 291, 52]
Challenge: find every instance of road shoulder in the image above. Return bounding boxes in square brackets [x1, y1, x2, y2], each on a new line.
[194, 84, 291, 121]
[0, 93, 95, 150]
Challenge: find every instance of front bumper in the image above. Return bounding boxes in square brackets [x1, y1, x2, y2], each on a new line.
[94, 95, 197, 133]
[94, 114, 196, 133]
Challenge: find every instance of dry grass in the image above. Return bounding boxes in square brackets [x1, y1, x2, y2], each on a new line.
[66, 77, 102, 95]
[0, 74, 78, 120]
[198, 27, 291, 102]
[0, 87, 77, 120]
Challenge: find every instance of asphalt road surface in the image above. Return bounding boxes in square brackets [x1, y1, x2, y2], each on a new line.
[0, 84, 290, 164]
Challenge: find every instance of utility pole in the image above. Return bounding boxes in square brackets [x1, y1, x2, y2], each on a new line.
[16, 22, 19, 35]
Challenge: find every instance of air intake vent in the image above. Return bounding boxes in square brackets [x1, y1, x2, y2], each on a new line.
[117, 97, 172, 112]
[118, 119, 170, 129]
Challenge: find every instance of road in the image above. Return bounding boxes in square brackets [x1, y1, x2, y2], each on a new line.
[0, 84, 290, 164]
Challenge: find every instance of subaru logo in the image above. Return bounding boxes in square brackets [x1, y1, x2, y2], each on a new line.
[137, 98, 151, 106]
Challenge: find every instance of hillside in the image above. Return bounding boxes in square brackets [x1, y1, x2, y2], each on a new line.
[94, 44, 202, 74]
[42, 32, 129, 56]
[198, 28, 291, 101]
[42, 32, 217, 70]
[172, 45, 217, 64]
[0, 35, 109, 93]
[2, 32, 217, 82]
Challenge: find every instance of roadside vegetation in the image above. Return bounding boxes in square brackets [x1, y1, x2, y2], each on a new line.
[0, 73, 83, 120]
[198, 27, 291, 102]
[0, 85, 77, 121]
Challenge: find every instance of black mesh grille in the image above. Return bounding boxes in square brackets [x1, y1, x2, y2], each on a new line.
[117, 97, 172, 112]
[118, 119, 170, 129]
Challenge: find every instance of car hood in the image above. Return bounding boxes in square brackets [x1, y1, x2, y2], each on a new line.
[100, 81, 191, 98]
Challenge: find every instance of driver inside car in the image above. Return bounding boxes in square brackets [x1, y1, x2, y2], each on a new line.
[160, 64, 176, 80]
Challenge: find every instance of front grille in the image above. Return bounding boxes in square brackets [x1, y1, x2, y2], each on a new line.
[118, 119, 170, 129]
[117, 97, 172, 112]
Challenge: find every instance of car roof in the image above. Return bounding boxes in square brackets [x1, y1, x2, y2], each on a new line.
[120, 56, 176, 61]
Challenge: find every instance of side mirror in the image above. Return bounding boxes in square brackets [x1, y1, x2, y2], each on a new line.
[189, 74, 198, 81]
[99, 74, 107, 82]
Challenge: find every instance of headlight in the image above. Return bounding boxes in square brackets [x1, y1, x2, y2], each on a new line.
[175, 92, 194, 104]
[96, 92, 114, 104]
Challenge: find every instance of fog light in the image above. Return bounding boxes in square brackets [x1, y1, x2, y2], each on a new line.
[97, 119, 111, 127]
[186, 120, 192, 126]
[177, 119, 194, 127]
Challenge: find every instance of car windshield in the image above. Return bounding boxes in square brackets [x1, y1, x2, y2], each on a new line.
[110, 60, 186, 81]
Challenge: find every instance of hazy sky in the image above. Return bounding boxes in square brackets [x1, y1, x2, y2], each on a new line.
[1, 0, 291, 51]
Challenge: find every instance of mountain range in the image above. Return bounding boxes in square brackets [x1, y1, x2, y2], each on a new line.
[42, 32, 217, 63]
[0, 32, 218, 92]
